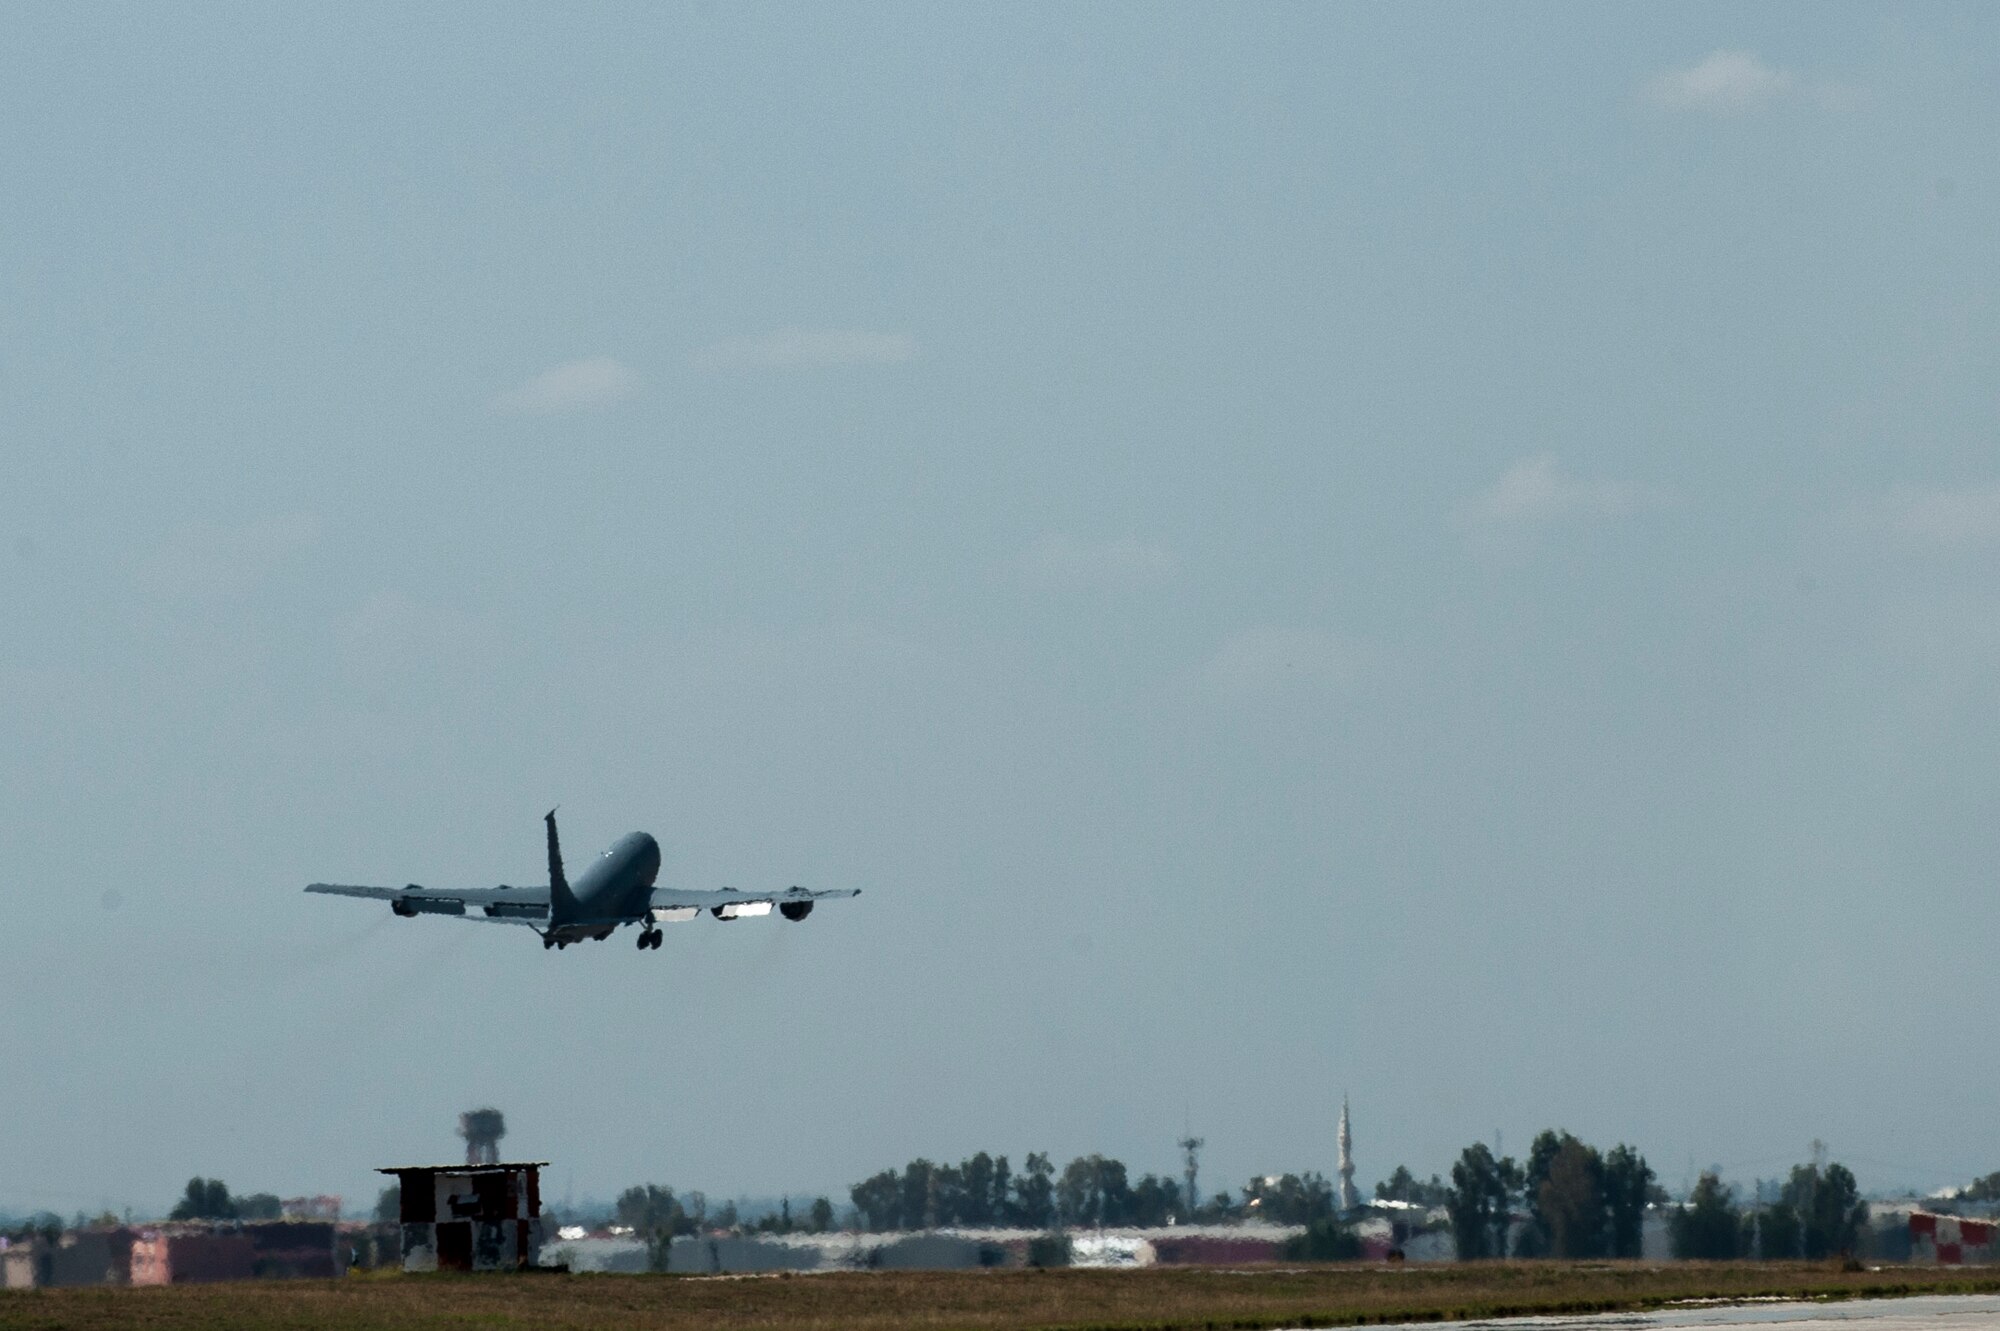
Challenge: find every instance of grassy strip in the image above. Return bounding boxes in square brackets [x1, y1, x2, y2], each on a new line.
[1026, 1265, 2000, 1331]
[4, 1262, 2000, 1331]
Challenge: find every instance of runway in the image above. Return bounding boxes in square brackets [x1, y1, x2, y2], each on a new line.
[1361, 1295, 2000, 1331]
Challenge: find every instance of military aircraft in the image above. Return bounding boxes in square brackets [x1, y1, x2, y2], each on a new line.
[306, 810, 859, 950]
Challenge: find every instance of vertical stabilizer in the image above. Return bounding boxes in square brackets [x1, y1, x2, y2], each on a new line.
[545, 809, 580, 924]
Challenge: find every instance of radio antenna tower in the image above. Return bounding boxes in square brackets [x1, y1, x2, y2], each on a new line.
[1179, 1130, 1205, 1215]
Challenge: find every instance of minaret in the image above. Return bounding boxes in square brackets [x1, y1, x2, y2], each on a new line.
[1337, 1096, 1358, 1212]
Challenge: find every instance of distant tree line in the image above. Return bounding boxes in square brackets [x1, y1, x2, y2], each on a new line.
[1375, 1166, 1450, 1207]
[846, 1153, 1349, 1232]
[1424, 1135, 1879, 1262]
[1439, 1132, 1661, 1260]
[1670, 1161, 1867, 1260]
[610, 1184, 837, 1270]
[168, 1178, 282, 1223]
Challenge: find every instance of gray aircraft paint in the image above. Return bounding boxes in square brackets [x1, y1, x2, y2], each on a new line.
[306, 811, 857, 950]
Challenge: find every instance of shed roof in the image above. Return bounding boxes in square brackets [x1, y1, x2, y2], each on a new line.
[376, 1162, 549, 1175]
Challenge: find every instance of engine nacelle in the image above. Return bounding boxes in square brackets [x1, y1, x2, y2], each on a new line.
[780, 900, 813, 922]
[392, 898, 417, 918]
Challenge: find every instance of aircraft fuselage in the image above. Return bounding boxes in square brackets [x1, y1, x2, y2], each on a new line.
[548, 830, 662, 943]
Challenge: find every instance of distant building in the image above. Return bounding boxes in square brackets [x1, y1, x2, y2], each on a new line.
[1911, 1211, 2000, 1265]
[129, 1222, 339, 1284]
[0, 1222, 338, 1289]
[44, 1229, 137, 1286]
[282, 1196, 342, 1221]
[542, 1224, 1304, 1274]
[380, 1161, 546, 1272]
[129, 1228, 254, 1285]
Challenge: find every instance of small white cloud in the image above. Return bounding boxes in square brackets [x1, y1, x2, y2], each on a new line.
[1475, 454, 1655, 524]
[1643, 50, 1794, 114]
[1204, 627, 1351, 698]
[1861, 484, 2000, 549]
[693, 328, 917, 371]
[491, 357, 637, 414]
[1462, 455, 1666, 558]
[1021, 534, 1176, 588]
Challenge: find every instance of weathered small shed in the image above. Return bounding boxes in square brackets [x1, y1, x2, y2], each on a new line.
[378, 1161, 546, 1272]
[1911, 1211, 2000, 1265]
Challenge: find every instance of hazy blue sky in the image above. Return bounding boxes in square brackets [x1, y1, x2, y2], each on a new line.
[3, 3, 1996, 1218]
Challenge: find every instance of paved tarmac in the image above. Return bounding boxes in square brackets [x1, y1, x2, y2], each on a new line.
[1361, 1295, 2000, 1331]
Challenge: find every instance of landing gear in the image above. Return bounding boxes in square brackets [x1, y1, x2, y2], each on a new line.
[542, 934, 555, 950]
[636, 928, 662, 950]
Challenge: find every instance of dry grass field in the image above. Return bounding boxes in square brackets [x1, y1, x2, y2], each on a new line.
[5, 1261, 2000, 1331]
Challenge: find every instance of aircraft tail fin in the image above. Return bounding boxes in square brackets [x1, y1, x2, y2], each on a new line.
[545, 809, 580, 924]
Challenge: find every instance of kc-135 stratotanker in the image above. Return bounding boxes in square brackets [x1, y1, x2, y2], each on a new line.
[306, 810, 859, 950]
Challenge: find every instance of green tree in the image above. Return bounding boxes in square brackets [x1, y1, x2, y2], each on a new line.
[1097, 1158, 1134, 1224]
[1536, 1136, 1606, 1259]
[1671, 1173, 1744, 1260]
[1057, 1157, 1092, 1227]
[990, 1156, 1013, 1225]
[615, 1184, 688, 1270]
[850, 1169, 902, 1231]
[1130, 1174, 1182, 1226]
[374, 1185, 400, 1224]
[15, 1213, 62, 1244]
[615, 1183, 687, 1234]
[809, 1197, 835, 1233]
[1761, 1159, 1866, 1260]
[930, 1162, 965, 1226]
[901, 1160, 938, 1229]
[753, 1199, 795, 1234]
[1759, 1197, 1802, 1259]
[236, 1193, 282, 1221]
[960, 1154, 994, 1225]
[1014, 1152, 1056, 1229]
[1243, 1173, 1336, 1226]
[1600, 1145, 1656, 1259]
[1964, 1171, 2000, 1203]
[1376, 1166, 1450, 1207]
[1285, 1216, 1364, 1261]
[170, 1177, 237, 1221]
[1058, 1155, 1132, 1227]
[1447, 1144, 1519, 1260]
[1800, 1162, 1867, 1258]
[1520, 1131, 1593, 1258]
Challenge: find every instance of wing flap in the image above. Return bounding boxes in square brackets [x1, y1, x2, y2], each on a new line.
[647, 885, 861, 915]
[305, 882, 552, 925]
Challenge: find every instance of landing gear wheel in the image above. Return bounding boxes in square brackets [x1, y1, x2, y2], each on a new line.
[542, 934, 555, 950]
[641, 928, 663, 950]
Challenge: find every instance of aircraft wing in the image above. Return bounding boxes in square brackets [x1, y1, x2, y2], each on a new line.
[646, 884, 860, 921]
[305, 882, 551, 924]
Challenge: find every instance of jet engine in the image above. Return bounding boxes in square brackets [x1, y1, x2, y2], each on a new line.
[780, 900, 813, 922]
